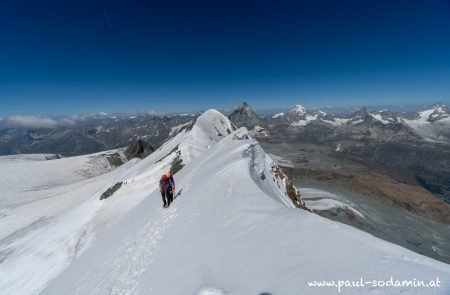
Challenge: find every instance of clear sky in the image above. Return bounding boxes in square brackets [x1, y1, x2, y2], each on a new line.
[1, 0, 450, 116]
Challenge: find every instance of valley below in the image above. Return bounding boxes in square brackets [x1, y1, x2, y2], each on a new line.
[259, 139, 450, 264]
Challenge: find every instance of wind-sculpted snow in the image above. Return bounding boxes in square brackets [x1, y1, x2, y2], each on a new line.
[245, 142, 291, 206]
[244, 141, 306, 209]
[246, 143, 266, 178]
[3, 109, 450, 295]
[0, 110, 235, 294]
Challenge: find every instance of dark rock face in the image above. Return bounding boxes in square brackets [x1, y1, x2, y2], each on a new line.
[169, 150, 184, 175]
[100, 182, 123, 200]
[105, 153, 124, 166]
[45, 154, 63, 160]
[124, 139, 154, 160]
[228, 102, 261, 129]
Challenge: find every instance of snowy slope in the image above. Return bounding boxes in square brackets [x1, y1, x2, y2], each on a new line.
[0, 110, 234, 295]
[38, 111, 450, 295]
[290, 104, 307, 115]
[291, 114, 318, 127]
[400, 104, 450, 142]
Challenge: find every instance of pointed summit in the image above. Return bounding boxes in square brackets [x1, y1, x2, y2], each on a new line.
[228, 102, 260, 129]
[351, 107, 369, 117]
[232, 101, 253, 113]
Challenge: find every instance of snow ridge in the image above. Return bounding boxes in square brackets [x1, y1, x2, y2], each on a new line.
[244, 142, 298, 208]
[3, 109, 450, 295]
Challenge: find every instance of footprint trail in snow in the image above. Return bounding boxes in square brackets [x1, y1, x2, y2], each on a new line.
[107, 206, 178, 295]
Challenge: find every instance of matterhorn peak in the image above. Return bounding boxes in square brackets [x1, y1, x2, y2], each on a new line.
[234, 101, 250, 111]
[228, 102, 260, 129]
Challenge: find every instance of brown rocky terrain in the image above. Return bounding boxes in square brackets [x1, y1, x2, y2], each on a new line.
[290, 165, 450, 224]
[261, 140, 450, 263]
[265, 140, 450, 224]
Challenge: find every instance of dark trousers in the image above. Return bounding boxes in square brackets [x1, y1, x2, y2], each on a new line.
[161, 187, 173, 206]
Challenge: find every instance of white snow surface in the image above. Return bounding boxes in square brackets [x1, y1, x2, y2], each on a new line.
[272, 112, 284, 118]
[321, 117, 350, 126]
[0, 110, 231, 295]
[290, 104, 307, 115]
[402, 106, 449, 127]
[301, 188, 365, 219]
[370, 113, 392, 124]
[351, 118, 364, 125]
[290, 114, 318, 127]
[168, 121, 192, 137]
[249, 125, 269, 137]
[401, 106, 450, 142]
[1, 110, 449, 295]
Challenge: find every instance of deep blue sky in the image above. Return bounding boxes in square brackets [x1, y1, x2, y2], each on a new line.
[1, 0, 450, 116]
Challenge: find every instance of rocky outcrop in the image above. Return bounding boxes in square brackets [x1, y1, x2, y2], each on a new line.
[270, 163, 309, 211]
[45, 154, 63, 160]
[105, 153, 124, 166]
[245, 142, 309, 211]
[100, 182, 123, 200]
[124, 139, 154, 160]
[169, 150, 184, 175]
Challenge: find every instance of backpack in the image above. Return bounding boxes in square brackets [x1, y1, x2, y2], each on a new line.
[160, 175, 173, 191]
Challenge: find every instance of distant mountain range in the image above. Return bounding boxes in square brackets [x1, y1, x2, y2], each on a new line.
[1, 103, 449, 265]
[5, 110, 448, 294]
[0, 113, 196, 156]
[228, 101, 450, 204]
[1, 102, 449, 204]
[230, 101, 450, 143]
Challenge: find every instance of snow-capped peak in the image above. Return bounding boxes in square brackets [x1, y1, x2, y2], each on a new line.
[290, 104, 307, 115]
[235, 101, 250, 111]
[415, 103, 450, 123]
[318, 110, 327, 116]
